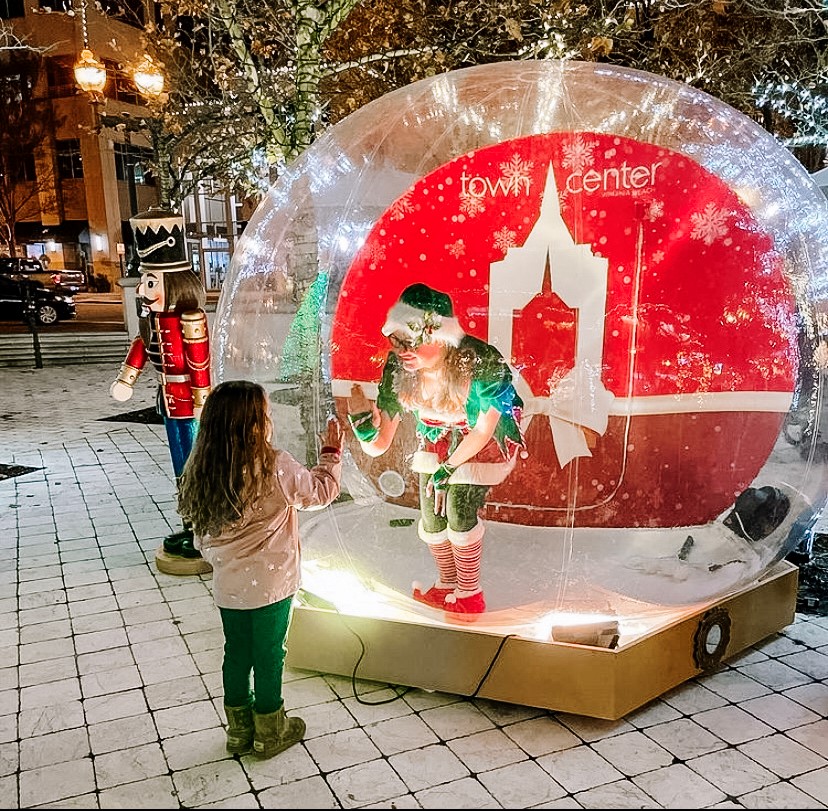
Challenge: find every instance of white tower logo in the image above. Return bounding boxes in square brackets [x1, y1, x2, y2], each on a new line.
[488, 162, 615, 467]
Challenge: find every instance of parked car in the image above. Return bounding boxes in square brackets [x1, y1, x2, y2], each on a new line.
[0, 275, 76, 325]
[0, 257, 87, 293]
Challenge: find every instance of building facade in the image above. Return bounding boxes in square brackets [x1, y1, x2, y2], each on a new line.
[2, 0, 245, 292]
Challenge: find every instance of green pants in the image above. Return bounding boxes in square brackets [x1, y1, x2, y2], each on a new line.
[219, 595, 294, 714]
[418, 473, 488, 533]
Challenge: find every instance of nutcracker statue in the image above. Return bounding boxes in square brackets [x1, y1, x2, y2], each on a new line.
[110, 208, 212, 575]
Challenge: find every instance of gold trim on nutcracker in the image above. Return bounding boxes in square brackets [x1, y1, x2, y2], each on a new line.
[116, 364, 141, 387]
[181, 311, 208, 341]
[192, 387, 211, 408]
[188, 357, 211, 371]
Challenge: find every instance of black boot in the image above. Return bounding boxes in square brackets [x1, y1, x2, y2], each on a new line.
[163, 522, 201, 558]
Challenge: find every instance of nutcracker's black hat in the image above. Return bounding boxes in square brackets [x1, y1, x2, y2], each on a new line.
[130, 207, 191, 273]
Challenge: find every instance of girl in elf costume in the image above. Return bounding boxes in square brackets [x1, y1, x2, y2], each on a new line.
[347, 283, 525, 615]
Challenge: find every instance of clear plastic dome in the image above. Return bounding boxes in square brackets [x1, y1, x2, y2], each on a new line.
[212, 59, 828, 641]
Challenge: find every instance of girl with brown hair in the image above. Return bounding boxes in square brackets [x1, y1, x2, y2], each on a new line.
[177, 380, 343, 758]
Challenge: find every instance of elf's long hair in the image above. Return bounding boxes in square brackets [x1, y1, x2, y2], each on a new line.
[177, 380, 276, 537]
[394, 343, 475, 416]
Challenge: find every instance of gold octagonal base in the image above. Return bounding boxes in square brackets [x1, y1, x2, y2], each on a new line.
[286, 560, 797, 720]
[154, 545, 213, 577]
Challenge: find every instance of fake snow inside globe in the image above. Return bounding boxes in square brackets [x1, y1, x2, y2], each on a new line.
[212, 59, 828, 642]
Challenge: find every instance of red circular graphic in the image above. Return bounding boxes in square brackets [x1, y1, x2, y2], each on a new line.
[331, 132, 798, 527]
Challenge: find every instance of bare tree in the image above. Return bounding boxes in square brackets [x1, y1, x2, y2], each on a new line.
[0, 26, 54, 258]
[141, 0, 828, 197]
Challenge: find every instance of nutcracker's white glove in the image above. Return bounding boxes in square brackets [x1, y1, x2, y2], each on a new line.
[110, 381, 133, 402]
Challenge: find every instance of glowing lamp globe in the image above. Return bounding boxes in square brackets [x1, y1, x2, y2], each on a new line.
[73, 49, 107, 95]
[212, 61, 828, 676]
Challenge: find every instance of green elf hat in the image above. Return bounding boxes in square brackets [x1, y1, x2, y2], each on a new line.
[381, 283, 465, 347]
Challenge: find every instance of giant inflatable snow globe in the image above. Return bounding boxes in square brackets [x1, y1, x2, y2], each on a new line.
[212, 60, 828, 658]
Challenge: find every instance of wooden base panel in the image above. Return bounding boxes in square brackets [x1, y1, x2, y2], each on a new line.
[286, 561, 798, 719]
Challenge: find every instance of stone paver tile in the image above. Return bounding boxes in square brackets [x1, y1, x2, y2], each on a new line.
[644, 717, 728, 760]
[153, 699, 220, 739]
[690, 705, 774, 745]
[143, 676, 210, 711]
[698, 670, 770, 702]
[472, 698, 545, 726]
[257, 774, 339, 809]
[161, 728, 228, 772]
[364, 713, 440, 756]
[788, 720, 828, 760]
[0, 775, 16, 809]
[661, 682, 727, 714]
[20, 677, 81, 710]
[241, 742, 319, 792]
[576, 778, 662, 808]
[792, 765, 828, 806]
[304, 727, 381, 773]
[18, 727, 89, 771]
[301, 699, 358, 740]
[633, 762, 726, 808]
[97, 774, 178, 809]
[592, 729, 674, 776]
[80, 665, 142, 699]
[502, 715, 581, 757]
[739, 732, 828, 778]
[785, 682, 828, 717]
[740, 780, 828, 809]
[740, 692, 821, 731]
[18, 700, 85, 739]
[326, 758, 408, 808]
[537, 743, 624, 793]
[415, 776, 500, 809]
[172, 758, 252, 807]
[88, 713, 158, 756]
[738, 658, 816, 690]
[556, 713, 635, 742]
[94, 742, 168, 790]
[389, 743, 469, 792]
[84, 689, 148, 725]
[688, 747, 778, 796]
[136, 654, 199, 685]
[419, 702, 495, 741]
[447, 728, 527, 773]
[478, 759, 566, 808]
[19, 758, 95, 808]
[341, 689, 415, 726]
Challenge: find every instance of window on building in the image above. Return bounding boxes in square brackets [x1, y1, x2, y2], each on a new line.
[46, 57, 80, 98]
[14, 154, 37, 182]
[102, 59, 138, 105]
[114, 142, 155, 186]
[56, 139, 83, 179]
[0, 0, 25, 19]
[0, 0, 24, 19]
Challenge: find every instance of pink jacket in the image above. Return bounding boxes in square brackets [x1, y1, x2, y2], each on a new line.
[195, 448, 341, 609]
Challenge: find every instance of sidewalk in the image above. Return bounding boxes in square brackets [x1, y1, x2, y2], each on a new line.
[2, 363, 828, 809]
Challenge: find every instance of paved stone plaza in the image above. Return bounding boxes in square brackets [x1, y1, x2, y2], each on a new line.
[1, 363, 828, 808]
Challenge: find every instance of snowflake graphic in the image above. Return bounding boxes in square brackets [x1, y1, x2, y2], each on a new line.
[499, 153, 534, 196]
[651, 250, 664, 265]
[493, 226, 517, 253]
[690, 202, 730, 246]
[446, 239, 466, 258]
[369, 243, 387, 263]
[389, 190, 415, 221]
[459, 191, 486, 217]
[561, 136, 596, 172]
[646, 200, 664, 221]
